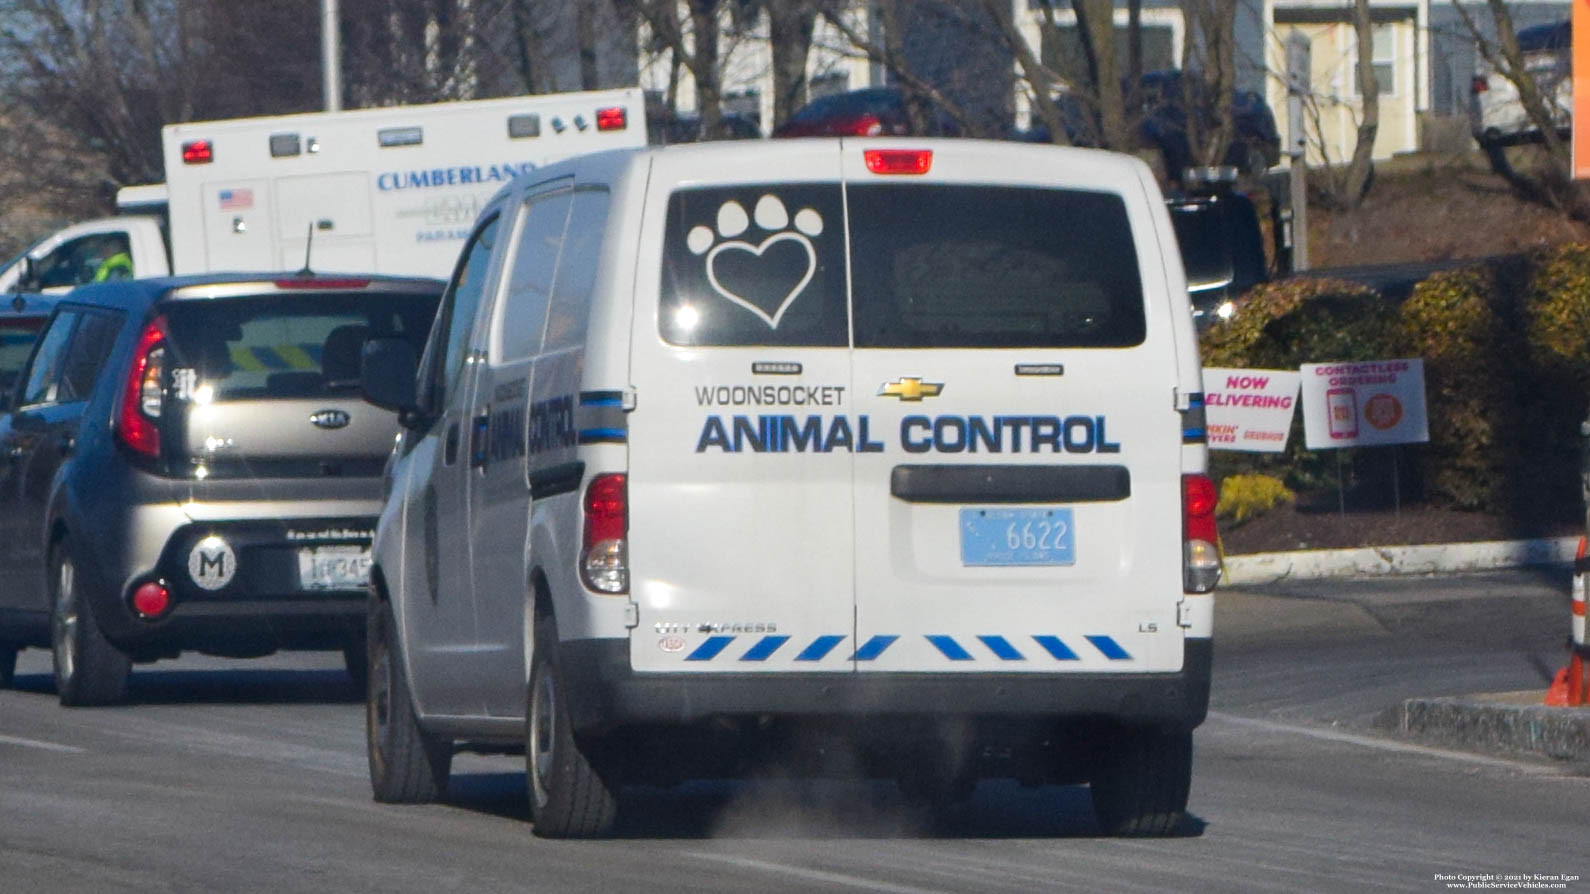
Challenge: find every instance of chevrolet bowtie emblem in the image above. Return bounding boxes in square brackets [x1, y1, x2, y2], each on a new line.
[878, 377, 944, 401]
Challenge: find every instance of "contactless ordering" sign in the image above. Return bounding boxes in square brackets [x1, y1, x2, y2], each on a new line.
[1300, 358, 1428, 449]
[1202, 368, 1301, 453]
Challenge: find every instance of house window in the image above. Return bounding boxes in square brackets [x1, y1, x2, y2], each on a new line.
[1356, 23, 1396, 95]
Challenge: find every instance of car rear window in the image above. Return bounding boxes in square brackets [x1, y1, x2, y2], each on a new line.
[163, 291, 440, 401]
[848, 184, 1146, 348]
[0, 317, 45, 395]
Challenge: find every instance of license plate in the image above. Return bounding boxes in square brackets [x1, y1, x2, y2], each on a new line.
[297, 545, 372, 590]
[959, 508, 1075, 566]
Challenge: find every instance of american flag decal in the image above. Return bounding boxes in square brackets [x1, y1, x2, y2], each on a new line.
[218, 188, 253, 210]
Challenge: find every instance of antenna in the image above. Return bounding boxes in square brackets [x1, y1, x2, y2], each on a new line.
[299, 221, 315, 275]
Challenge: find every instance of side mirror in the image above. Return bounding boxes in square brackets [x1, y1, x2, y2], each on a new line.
[360, 337, 421, 422]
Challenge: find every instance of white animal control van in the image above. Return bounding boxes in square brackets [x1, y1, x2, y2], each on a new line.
[357, 138, 1220, 839]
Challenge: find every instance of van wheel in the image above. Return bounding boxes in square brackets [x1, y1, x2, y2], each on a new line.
[51, 539, 131, 707]
[527, 615, 617, 838]
[1089, 726, 1192, 837]
[367, 596, 451, 802]
[0, 644, 16, 688]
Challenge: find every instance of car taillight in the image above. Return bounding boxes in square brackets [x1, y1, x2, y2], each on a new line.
[581, 473, 628, 594]
[182, 139, 213, 164]
[1183, 473, 1221, 593]
[273, 277, 371, 290]
[596, 106, 627, 131]
[118, 316, 169, 459]
[1471, 76, 1489, 94]
[836, 113, 883, 137]
[864, 149, 934, 175]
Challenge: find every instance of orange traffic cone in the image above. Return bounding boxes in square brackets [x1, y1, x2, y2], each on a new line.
[1545, 654, 1586, 707]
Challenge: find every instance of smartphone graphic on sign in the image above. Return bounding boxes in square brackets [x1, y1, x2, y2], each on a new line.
[1327, 387, 1358, 440]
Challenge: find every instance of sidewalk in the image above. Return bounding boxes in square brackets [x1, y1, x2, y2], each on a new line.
[1222, 535, 1590, 765]
[1223, 535, 1581, 586]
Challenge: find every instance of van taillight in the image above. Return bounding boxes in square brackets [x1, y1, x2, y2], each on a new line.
[596, 107, 627, 131]
[182, 140, 213, 164]
[118, 317, 169, 459]
[1471, 76, 1489, 94]
[581, 473, 628, 594]
[864, 148, 933, 174]
[1183, 474, 1221, 593]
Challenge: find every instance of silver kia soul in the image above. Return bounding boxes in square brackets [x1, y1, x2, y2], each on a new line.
[0, 274, 443, 705]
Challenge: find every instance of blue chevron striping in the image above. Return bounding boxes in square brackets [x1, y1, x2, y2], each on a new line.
[978, 635, 1025, 660]
[794, 635, 845, 661]
[739, 635, 790, 661]
[851, 635, 898, 661]
[926, 635, 974, 661]
[1033, 635, 1080, 660]
[1085, 635, 1131, 660]
[685, 635, 735, 661]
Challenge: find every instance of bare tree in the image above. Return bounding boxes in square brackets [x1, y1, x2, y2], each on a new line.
[1179, 0, 1238, 171]
[765, 0, 819, 129]
[633, 0, 727, 137]
[1339, 0, 1378, 207]
[1453, 0, 1586, 217]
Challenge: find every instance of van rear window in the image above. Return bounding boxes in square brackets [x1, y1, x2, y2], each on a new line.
[659, 183, 1145, 348]
[163, 291, 440, 401]
[848, 185, 1145, 348]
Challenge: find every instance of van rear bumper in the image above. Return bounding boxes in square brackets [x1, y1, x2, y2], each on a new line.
[561, 637, 1211, 733]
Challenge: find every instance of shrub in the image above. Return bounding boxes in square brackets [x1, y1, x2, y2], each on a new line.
[1200, 277, 1399, 494]
[1395, 263, 1515, 509]
[1216, 473, 1294, 525]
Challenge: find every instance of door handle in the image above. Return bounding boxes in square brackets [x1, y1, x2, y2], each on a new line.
[444, 421, 460, 466]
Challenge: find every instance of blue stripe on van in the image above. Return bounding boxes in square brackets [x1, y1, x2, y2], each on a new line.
[578, 390, 625, 407]
[577, 428, 627, 444]
[1085, 635, 1132, 660]
[685, 636, 735, 661]
[927, 635, 974, 661]
[794, 635, 845, 661]
[739, 635, 790, 662]
[851, 635, 898, 662]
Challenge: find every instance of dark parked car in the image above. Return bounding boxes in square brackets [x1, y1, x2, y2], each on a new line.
[1020, 71, 1282, 179]
[0, 273, 442, 703]
[772, 86, 960, 138]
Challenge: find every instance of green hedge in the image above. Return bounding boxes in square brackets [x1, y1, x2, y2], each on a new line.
[1204, 244, 1590, 518]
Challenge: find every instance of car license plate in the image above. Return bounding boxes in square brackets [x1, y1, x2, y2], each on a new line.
[959, 508, 1075, 566]
[297, 545, 372, 590]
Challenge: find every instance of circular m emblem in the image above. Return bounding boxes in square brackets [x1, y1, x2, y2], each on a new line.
[188, 536, 236, 591]
[310, 409, 351, 430]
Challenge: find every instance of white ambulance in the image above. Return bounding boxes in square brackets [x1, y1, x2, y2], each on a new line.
[357, 138, 1220, 839]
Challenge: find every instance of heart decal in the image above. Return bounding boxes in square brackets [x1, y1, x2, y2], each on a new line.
[705, 232, 816, 329]
[686, 195, 826, 330]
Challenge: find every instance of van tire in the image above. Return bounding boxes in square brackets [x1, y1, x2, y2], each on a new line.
[527, 615, 617, 838]
[0, 645, 16, 688]
[1089, 726, 1192, 837]
[367, 595, 451, 802]
[51, 539, 131, 707]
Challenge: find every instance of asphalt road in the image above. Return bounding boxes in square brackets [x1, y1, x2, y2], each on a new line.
[2, 570, 1586, 893]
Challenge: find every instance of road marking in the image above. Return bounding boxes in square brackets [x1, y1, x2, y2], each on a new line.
[687, 852, 953, 894]
[1207, 711, 1563, 772]
[0, 733, 86, 754]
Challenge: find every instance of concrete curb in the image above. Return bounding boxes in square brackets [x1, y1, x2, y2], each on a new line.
[1393, 693, 1590, 764]
[1223, 536, 1580, 586]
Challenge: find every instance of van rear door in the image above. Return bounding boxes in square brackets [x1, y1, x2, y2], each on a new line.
[626, 147, 857, 674]
[842, 143, 1188, 675]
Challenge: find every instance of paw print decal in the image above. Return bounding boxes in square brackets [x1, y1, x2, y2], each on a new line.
[686, 194, 824, 329]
